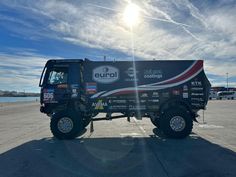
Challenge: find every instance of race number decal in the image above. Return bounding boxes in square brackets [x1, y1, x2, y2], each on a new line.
[43, 89, 54, 102]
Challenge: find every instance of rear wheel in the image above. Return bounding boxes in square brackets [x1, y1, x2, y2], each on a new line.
[160, 107, 193, 139]
[50, 110, 84, 140]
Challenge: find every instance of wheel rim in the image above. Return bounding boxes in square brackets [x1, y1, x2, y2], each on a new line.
[57, 117, 74, 133]
[170, 116, 186, 132]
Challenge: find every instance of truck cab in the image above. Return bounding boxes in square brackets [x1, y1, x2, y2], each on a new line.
[39, 59, 84, 115]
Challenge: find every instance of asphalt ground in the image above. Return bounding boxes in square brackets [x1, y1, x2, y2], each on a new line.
[0, 100, 236, 177]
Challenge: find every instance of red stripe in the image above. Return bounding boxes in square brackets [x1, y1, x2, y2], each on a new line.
[113, 90, 145, 96]
[159, 60, 203, 85]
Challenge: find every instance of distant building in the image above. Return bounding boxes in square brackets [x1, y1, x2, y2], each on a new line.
[211, 87, 236, 92]
[211, 87, 225, 91]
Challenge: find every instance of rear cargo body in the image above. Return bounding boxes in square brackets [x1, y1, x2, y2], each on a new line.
[83, 60, 210, 113]
[39, 59, 211, 139]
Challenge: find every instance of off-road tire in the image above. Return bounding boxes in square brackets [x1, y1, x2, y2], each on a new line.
[50, 110, 83, 140]
[160, 107, 193, 139]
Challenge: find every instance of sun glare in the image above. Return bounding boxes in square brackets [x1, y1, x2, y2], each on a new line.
[123, 3, 140, 27]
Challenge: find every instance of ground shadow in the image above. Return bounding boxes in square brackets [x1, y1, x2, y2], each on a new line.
[0, 130, 236, 177]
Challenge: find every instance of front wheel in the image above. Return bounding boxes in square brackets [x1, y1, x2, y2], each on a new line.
[160, 107, 193, 139]
[50, 111, 84, 140]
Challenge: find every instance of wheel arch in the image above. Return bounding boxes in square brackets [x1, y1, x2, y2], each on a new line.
[160, 99, 195, 119]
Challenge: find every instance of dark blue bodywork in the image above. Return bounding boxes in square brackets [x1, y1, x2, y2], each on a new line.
[39, 59, 211, 115]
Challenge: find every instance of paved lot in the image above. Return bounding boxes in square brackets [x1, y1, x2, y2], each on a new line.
[0, 100, 236, 177]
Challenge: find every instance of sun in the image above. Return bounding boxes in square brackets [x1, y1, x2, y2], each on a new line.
[123, 3, 140, 27]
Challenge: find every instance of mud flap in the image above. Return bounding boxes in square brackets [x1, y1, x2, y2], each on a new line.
[90, 119, 94, 133]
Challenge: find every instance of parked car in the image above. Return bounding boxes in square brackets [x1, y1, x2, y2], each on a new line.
[209, 90, 217, 100]
[217, 91, 236, 100]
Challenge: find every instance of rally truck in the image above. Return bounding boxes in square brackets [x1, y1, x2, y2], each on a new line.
[39, 59, 211, 139]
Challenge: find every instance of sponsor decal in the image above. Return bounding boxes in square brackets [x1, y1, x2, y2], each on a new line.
[71, 84, 79, 88]
[86, 82, 97, 94]
[111, 99, 127, 104]
[43, 89, 54, 101]
[126, 67, 138, 77]
[125, 67, 139, 82]
[92, 100, 108, 110]
[183, 92, 188, 98]
[148, 99, 159, 103]
[172, 89, 180, 95]
[191, 81, 202, 86]
[183, 85, 188, 91]
[141, 93, 148, 98]
[191, 98, 204, 101]
[93, 66, 119, 84]
[109, 105, 127, 110]
[152, 92, 159, 97]
[128, 99, 136, 103]
[191, 93, 204, 96]
[71, 89, 78, 98]
[191, 87, 203, 91]
[162, 92, 169, 98]
[144, 69, 162, 79]
[72, 89, 77, 94]
[57, 84, 68, 89]
[71, 94, 77, 98]
[129, 105, 146, 110]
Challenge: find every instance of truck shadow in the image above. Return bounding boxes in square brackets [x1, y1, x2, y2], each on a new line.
[0, 130, 236, 177]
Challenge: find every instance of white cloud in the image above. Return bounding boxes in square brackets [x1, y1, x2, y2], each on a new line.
[0, 52, 59, 92]
[0, 0, 236, 87]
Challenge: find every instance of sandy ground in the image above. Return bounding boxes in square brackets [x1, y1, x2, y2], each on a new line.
[0, 100, 236, 177]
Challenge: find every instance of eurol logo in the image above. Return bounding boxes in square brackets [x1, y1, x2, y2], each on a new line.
[93, 66, 119, 84]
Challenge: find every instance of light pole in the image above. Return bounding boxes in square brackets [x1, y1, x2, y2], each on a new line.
[226, 72, 229, 91]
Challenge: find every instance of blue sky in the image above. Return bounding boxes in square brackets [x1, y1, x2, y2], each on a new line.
[0, 0, 236, 92]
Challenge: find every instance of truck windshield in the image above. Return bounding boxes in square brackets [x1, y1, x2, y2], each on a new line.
[47, 67, 68, 85]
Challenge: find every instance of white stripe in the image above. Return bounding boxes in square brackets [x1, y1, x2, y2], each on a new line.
[90, 91, 106, 98]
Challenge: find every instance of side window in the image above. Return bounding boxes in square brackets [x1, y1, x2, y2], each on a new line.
[47, 67, 68, 85]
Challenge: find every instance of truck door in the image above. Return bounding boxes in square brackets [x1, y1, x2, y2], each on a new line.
[41, 65, 69, 103]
